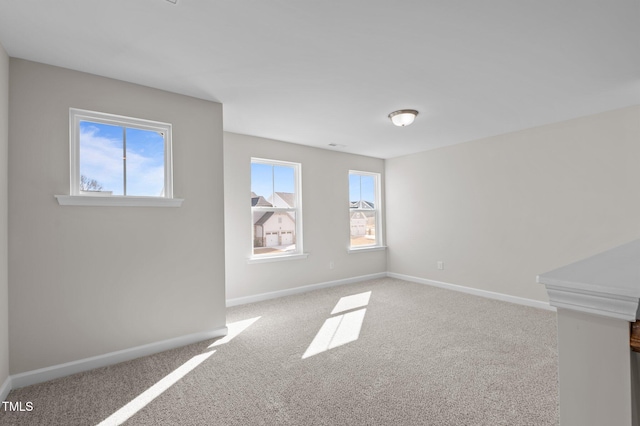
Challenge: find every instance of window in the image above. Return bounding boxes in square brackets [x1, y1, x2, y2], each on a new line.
[251, 158, 302, 258]
[57, 109, 181, 207]
[349, 171, 382, 249]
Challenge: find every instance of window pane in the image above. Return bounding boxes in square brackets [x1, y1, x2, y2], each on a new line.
[350, 211, 377, 247]
[251, 162, 274, 204]
[273, 165, 296, 207]
[79, 121, 124, 195]
[349, 174, 360, 208]
[125, 128, 165, 196]
[253, 211, 297, 255]
[360, 175, 375, 207]
[349, 173, 375, 209]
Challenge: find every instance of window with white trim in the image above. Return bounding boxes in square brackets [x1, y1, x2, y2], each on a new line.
[68, 108, 174, 198]
[349, 171, 382, 249]
[251, 158, 302, 257]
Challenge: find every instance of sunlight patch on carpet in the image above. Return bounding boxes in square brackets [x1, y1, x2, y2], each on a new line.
[331, 291, 371, 315]
[209, 316, 261, 348]
[303, 291, 371, 359]
[97, 317, 261, 426]
[302, 308, 367, 359]
[97, 350, 216, 426]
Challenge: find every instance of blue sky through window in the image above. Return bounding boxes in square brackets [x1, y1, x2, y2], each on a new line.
[79, 121, 165, 196]
[349, 173, 375, 204]
[126, 128, 165, 196]
[251, 162, 295, 200]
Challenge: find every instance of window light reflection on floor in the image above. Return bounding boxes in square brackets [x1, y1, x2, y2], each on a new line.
[209, 316, 261, 348]
[302, 308, 367, 359]
[97, 316, 261, 426]
[97, 350, 217, 426]
[302, 291, 371, 359]
[330, 291, 371, 315]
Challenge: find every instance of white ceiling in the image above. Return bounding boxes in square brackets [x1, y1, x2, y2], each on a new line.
[0, 0, 638, 158]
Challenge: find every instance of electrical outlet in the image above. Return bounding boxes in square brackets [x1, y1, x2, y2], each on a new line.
[329, 261, 335, 270]
[437, 261, 444, 270]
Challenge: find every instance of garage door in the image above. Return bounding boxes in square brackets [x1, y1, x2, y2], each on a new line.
[281, 231, 293, 245]
[266, 232, 279, 247]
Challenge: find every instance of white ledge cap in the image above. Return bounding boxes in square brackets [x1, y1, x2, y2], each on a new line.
[537, 239, 640, 321]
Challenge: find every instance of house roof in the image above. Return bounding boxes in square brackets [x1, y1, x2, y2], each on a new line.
[254, 212, 274, 226]
[273, 192, 295, 208]
[350, 200, 374, 209]
[251, 196, 272, 207]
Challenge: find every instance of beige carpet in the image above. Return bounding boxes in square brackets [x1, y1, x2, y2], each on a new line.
[1, 277, 559, 425]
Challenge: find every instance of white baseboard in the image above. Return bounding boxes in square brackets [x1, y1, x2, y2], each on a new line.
[7, 273, 551, 390]
[387, 272, 556, 312]
[10, 327, 228, 389]
[226, 272, 388, 307]
[0, 375, 11, 401]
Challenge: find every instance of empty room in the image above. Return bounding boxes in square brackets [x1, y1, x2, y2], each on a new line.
[0, 1, 639, 425]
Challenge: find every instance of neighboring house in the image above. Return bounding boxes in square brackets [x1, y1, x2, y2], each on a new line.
[252, 192, 296, 248]
[251, 192, 271, 207]
[270, 192, 295, 209]
[350, 200, 375, 238]
[350, 200, 374, 210]
[350, 211, 368, 237]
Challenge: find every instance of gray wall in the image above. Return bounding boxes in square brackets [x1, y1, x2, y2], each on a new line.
[0, 43, 8, 387]
[8, 59, 226, 374]
[386, 106, 640, 302]
[224, 132, 386, 301]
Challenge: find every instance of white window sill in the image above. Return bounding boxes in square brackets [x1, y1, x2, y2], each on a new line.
[55, 195, 184, 207]
[347, 245, 387, 254]
[247, 253, 310, 264]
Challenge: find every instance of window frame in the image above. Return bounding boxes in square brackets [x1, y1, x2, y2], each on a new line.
[348, 170, 385, 252]
[56, 108, 182, 207]
[249, 157, 306, 262]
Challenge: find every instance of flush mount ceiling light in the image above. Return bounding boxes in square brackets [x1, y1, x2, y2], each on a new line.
[388, 109, 419, 127]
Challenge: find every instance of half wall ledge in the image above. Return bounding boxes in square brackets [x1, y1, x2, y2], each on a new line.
[537, 238, 640, 426]
[537, 239, 640, 321]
